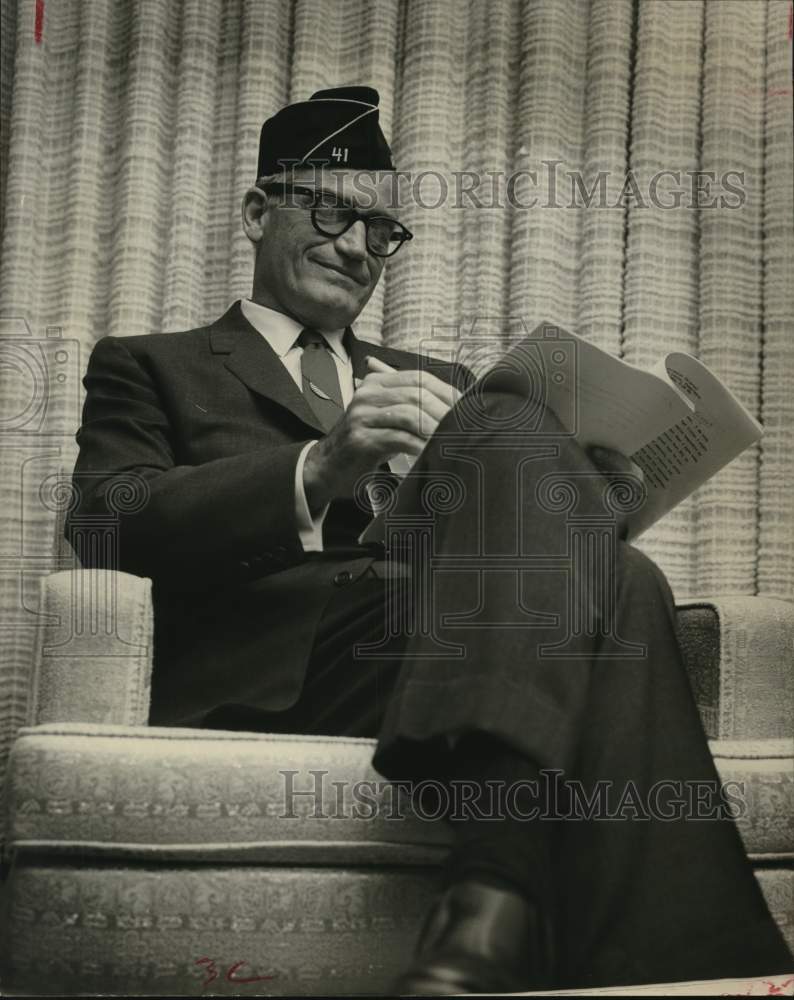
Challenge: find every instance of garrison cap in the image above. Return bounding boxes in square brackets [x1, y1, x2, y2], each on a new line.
[256, 86, 394, 178]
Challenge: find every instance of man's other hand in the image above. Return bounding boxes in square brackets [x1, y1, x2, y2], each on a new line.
[587, 445, 645, 486]
[302, 357, 461, 514]
[586, 446, 646, 540]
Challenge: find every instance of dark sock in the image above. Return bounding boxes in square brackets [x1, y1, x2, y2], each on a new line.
[441, 731, 557, 912]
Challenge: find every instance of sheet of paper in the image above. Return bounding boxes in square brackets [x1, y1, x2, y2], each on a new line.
[627, 352, 762, 537]
[535, 333, 692, 454]
[359, 328, 762, 544]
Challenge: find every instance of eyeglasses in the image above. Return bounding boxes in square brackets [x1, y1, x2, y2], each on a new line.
[261, 182, 413, 258]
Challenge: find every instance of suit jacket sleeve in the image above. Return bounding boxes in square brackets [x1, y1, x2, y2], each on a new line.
[66, 335, 309, 586]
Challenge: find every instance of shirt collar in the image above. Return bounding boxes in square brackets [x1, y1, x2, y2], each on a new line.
[240, 299, 349, 364]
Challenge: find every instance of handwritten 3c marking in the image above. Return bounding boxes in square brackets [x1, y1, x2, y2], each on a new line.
[196, 956, 275, 988]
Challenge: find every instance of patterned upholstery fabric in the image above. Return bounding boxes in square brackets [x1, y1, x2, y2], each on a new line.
[5, 726, 793, 866]
[28, 570, 154, 728]
[709, 740, 794, 861]
[6, 725, 452, 865]
[2, 572, 792, 994]
[4, 861, 442, 996]
[4, 862, 791, 995]
[755, 869, 794, 957]
[0, 570, 153, 852]
[676, 597, 794, 739]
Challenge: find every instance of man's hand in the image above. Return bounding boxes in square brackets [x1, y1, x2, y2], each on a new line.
[587, 445, 645, 485]
[302, 357, 460, 514]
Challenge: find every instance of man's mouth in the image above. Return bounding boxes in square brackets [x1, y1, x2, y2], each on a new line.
[311, 258, 368, 286]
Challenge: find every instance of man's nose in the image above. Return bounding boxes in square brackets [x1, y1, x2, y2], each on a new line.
[335, 219, 369, 260]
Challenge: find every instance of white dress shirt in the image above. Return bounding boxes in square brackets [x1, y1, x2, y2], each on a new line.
[240, 297, 350, 551]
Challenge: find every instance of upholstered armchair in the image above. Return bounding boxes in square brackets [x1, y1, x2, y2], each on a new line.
[2, 563, 792, 995]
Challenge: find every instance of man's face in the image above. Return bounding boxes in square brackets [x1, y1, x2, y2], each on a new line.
[247, 169, 402, 330]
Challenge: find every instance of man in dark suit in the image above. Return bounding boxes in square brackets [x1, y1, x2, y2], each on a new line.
[67, 87, 792, 993]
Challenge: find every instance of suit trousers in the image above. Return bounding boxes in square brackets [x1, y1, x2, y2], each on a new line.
[204, 388, 793, 987]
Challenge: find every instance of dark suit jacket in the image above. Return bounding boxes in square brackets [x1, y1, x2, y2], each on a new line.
[67, 301, 471, 726]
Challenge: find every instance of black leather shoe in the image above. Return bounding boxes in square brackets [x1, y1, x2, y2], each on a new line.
[391, 878, 554, 996]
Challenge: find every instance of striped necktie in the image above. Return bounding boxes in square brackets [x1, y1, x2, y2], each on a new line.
[298, 328, 345, 432]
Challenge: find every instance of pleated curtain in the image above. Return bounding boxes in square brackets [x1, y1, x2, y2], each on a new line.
[1, 0, 792, 785]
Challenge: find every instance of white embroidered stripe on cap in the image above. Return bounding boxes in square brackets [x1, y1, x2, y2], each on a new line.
[299, 106, 378, 164]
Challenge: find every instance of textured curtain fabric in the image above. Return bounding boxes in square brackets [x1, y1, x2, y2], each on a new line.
[1, 0, 792, 782]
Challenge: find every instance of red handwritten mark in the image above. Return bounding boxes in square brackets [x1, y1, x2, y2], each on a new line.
[196, 958, 219, 989]
[765, 978, 794, 996]
[226, 960, 275, 984]
[34, 0, 44, 44]
[195, 958, 274, 989]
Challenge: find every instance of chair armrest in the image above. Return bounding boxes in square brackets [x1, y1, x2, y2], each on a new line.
[23, 578, 790, 736]
[675, 595, 794, 740]
[27, 569, 154, 726]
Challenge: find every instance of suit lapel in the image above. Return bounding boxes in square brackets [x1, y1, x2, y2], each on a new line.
[345, 328, 370, 384]
[210, 302, 326, 435]
[210, 302, 407, 432]
[344, 327, 403, 385]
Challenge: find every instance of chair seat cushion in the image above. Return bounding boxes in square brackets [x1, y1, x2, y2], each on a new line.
[7, 724, 453, 864]
[4, 861, 442, 996]
[5, 860, 791, 994]
[7, 724, 793, 863]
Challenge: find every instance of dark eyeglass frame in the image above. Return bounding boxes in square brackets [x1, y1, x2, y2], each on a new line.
[261, 182, 413, 258]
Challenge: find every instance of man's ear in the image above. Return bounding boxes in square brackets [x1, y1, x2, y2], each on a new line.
[241, 186, 268, 243]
